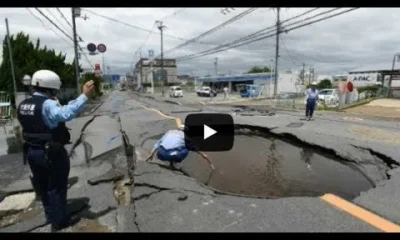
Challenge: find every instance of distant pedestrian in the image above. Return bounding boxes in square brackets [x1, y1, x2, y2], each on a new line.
[223, 87, 229, 100]
[145, 125, 215, 170]
[304, 81, 319, 121]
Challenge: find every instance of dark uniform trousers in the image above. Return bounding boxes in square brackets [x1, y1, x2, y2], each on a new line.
[18, 95, 71, 229]
[27, 146, 70, 226]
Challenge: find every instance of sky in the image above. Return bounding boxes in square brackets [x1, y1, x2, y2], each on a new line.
[0, 7, 399, 77]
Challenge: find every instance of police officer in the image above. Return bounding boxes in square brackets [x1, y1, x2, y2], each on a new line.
[145, 125, 215, 170]
[304, 81, 319, 121]
[17, 69, 95, 231]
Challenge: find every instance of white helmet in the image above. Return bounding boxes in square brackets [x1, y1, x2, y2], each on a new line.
[311, 81, 317, 86]
[31, 70, 62, 90]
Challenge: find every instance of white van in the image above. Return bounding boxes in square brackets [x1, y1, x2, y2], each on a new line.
[169, 86, 183, 98]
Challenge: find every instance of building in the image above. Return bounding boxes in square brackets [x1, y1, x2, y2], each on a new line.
[134, 58, 178, 85]
[348, 62, 400, 97]
[197, 72, 300, 97]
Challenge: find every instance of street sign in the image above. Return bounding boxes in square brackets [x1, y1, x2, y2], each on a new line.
[87, 43, 96, 53]
[97, 44, 107, 53]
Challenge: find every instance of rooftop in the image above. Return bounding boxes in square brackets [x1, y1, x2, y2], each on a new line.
[349, 62, 400, 73]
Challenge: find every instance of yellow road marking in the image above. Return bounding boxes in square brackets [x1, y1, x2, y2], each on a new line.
[141, 106, 182, 126]
[321, 194, 400, 232]
[141, 105, 400, 232]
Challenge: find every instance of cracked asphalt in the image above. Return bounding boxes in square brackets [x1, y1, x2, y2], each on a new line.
[1, 90, 400, 232]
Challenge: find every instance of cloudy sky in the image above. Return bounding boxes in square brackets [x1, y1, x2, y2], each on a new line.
[0, 8, 399, 77]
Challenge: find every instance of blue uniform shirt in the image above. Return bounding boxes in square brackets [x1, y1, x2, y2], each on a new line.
[34, 92, 88, 130]
[306, 88, 319, 100]
[153, 130, 186, 151]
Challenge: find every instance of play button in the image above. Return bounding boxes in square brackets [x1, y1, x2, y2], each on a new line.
[204, 125, 217, 140]
[184, 113, 234, 152]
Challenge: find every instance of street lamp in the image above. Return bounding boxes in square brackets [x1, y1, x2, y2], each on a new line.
[388, 52, 400, 97]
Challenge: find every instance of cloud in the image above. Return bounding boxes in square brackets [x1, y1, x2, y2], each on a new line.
[0, 7, 399, 77]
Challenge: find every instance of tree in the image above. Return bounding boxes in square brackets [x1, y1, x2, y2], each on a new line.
[0, 32, 77, 105]
[80, 72, 103, 100]
[247, 66, 272, 74]
[317, 79, 332, 89]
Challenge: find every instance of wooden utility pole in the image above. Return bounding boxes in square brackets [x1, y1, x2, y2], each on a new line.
[157, 21, 166, 96]
[71, 8, 81, 95]
[273, 7, 280, 98]
[308, 67, 312, 85]
[301, 63, 305, 85]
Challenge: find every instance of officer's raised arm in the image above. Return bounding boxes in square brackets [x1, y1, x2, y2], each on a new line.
[43, 79, 95, 124]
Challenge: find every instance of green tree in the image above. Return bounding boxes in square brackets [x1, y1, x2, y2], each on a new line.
[80, 72, 103, 100]
[0, 32, 78, 105]
[317, 79, 332, 89]
[247, 66, 272, 74]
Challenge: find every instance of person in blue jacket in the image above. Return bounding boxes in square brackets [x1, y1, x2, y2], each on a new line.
[304, 81, 319, 121]
[145, 125, 215, 170]
[17, 69, 95, 232]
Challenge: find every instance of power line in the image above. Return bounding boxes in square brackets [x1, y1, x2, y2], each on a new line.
[174, 8, 325, 61]
[176, 8, 357, 62]
[26, 8, 73, 48]
[35, 8, 94, 68]
[46, 8, 70, 34]
[161, 8, 258, 57]
[81, 8, 218, 46]
[56, 8, 83, 41]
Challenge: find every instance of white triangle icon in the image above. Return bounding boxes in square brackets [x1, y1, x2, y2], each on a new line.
[204, 125, 217, 140]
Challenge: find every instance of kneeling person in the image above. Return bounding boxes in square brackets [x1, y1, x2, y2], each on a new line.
[145, 125, 215, 170]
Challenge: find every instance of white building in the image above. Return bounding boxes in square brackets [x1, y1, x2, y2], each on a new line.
[197, 72, 301, 97]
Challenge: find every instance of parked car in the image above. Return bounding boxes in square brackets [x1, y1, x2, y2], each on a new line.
[318, 89, 339, 105]
[197, 86, 217, 97]
[240, 85, 261, 98]
[169, 86, 183, 98]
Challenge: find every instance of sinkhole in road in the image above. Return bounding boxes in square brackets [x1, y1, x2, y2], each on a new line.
[141, 129, 375, 201]
[182, 130, 374, 200]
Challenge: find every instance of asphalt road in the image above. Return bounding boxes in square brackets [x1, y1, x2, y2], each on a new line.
[1, 90, 400, 232]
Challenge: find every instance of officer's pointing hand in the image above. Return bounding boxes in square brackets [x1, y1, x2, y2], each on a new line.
[82, 80, 95, 97]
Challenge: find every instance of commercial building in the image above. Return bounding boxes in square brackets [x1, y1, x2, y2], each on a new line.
[134, 58, 178, 86]
[197, 72, 300, 97]
[348, 62, 400, 97]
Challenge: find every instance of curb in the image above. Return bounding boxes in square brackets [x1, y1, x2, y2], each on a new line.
[338, 97, 381, 111]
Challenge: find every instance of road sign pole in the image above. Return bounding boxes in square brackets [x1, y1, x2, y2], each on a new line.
[5, 18, 18, 107]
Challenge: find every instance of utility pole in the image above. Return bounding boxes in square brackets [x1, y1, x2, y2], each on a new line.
[214, 57, 218, 75]
[5, 18, 17, 107]
[273, 8, 281, 98]
[311, 68, 315, 82]
[156, 20, 166, 96]
[308, 67, 312, 86]
[71, 8, 81, 95]
[302, 63, 305, 85]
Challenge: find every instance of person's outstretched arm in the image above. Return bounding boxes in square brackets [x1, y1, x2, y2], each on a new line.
[43, 81, 95, 126]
